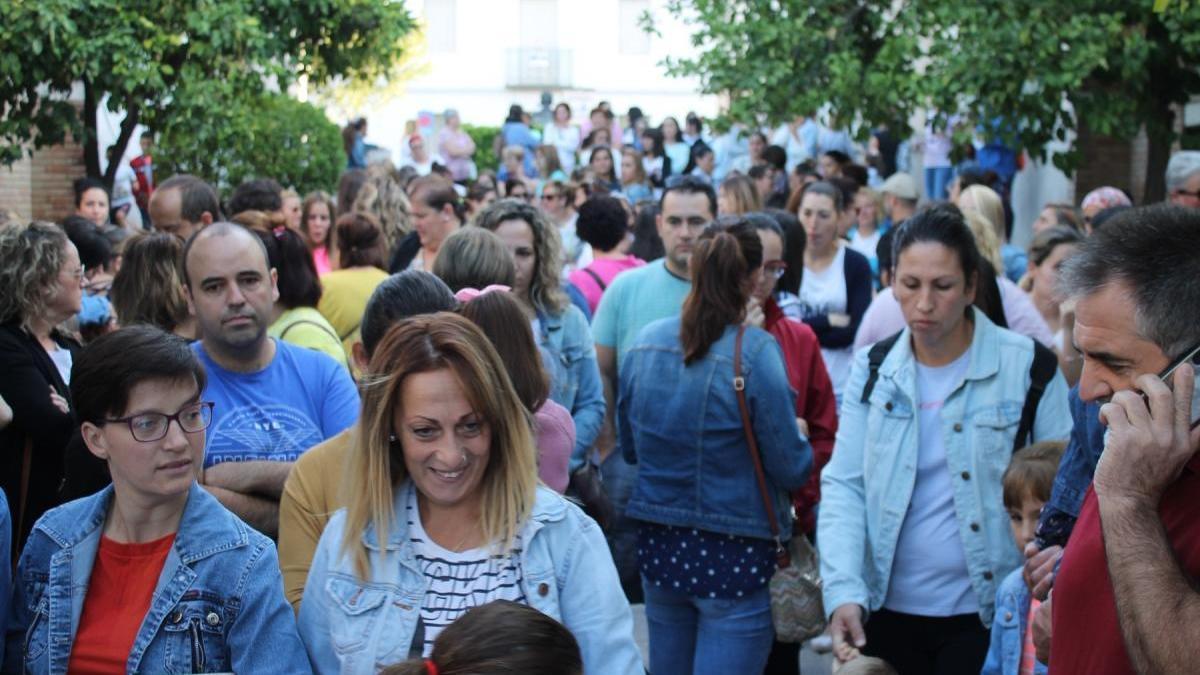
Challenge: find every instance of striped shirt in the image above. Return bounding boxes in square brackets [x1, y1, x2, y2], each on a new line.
[407, 490, 526, 656]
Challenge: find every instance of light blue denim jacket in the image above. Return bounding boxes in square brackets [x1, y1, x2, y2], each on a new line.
[298, 483, 643, 675]
[618, 318, 812, 539]
[4, 483, 308, 674]
[537, 304, 606, 469]
[981, 567, 1048, 675]
[818, 309, 1071, 627]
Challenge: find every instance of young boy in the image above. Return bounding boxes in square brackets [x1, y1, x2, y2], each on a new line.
[981, 441, 1066, 675]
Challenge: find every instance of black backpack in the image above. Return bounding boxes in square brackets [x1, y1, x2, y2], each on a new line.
[859, 331, 1058, 453]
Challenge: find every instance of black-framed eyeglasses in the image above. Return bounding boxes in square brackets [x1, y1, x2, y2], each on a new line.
[103, 401, 214, 442]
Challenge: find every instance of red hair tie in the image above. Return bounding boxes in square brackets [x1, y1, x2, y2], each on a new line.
[424, 658, 439, 675]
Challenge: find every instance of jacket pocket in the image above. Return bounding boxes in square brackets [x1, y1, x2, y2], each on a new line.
[324, 575, 389, 656]
[22, 595, 49, 665]
[161, 594, 231, 674]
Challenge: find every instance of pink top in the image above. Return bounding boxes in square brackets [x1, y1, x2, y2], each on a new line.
[534, 399, 574, 493]
[568, 255, 646, 313]
[312, 246, 332, 277]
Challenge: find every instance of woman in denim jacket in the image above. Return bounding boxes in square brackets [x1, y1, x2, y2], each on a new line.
[4, 326, 306, 674]
[476, 199, 605, 469]
[618, 218, 812, 674]
[818, 208, 1071, 675]
[298, 314, 642, 674]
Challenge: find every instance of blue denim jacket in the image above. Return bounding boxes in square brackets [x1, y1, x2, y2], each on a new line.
[0, 487, 9, 667]
[298, 483, 643, 675]
[981, 567, 1047, 675]
[617, 318, 812, 540]
[537, 305, 606, 470]
[1034, 386, 1105, 549]
[818, 310, 1072, 626]
[4, 483, 308, 674]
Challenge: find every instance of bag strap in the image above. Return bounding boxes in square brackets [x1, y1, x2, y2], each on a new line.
[280, 318, 341, 345]
[733, 326, 791, 570]
[580, 267, 607, 292]
[1013, 341, 1058, 453]
[860, 331, 903, 404]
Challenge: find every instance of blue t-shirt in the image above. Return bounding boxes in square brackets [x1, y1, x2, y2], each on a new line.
[592, 259, 691, 364]
[194, 339, 360, 467]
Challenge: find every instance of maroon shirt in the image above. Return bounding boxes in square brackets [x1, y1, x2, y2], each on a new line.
[764, 297, 838, 535]
[1049, 451, 1200, 674]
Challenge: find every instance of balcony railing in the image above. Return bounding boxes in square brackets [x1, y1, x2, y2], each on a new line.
[505, 48, 573, 90]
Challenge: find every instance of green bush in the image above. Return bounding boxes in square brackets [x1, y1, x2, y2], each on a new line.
[462, 124, 501, 174]
[158, 90, 343, 197]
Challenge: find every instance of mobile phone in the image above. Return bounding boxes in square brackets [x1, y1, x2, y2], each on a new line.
[1157, 341, 1200, 429]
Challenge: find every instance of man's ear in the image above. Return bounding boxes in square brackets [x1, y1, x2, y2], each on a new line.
[352, 342, 369, 372]
[200, 212, 214, 227]
[81, 422, 110, 462]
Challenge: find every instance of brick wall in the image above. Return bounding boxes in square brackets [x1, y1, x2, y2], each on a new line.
[0, 124, 87, 223]
[1074, 123, 1149, 205]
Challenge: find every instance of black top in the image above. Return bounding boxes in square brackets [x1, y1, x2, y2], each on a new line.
[388, 231, 423, 274]
[0, 321, 80, 553]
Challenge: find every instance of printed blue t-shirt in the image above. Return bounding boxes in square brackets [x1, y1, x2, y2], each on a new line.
[193, 339, 360, 467]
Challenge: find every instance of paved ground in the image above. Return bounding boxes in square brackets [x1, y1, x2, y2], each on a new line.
[631, 603, 835, 673]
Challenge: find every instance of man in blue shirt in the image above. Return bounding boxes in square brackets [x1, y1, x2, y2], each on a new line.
[183, 222, 359, 536]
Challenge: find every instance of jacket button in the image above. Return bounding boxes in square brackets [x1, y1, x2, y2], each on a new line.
[970, 522, 980, 532]
[538, 583, 550, 597]
[884, 402, 893, 411]
[170, 610, 183, 624]
[983, 571, 994, 581]
[206, 612, 220, 626]
[953, 423, 963, 432]
[1005, 612, 1013, 621]
[961, 471, 971, 480]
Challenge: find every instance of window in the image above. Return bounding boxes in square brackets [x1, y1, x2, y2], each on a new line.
[619, 0, 651, 55]
[520, 0, 557, 49]
[425, 0, 456, 53]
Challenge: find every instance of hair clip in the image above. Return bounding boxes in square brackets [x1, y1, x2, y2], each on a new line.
[454, 284, 511, 304]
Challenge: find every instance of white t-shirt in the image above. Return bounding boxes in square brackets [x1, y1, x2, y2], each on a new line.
[408, 489, 526, 656]
[543, 124, 581, 174]
[799, 245, 852, 397]
[884, 348, 978, 617]
[848, 229, 881, 264]
[112, 164, 136, 208]
[48, 347, 73, 385]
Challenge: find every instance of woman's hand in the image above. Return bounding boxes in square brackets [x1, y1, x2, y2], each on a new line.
[829, 313, 851, 328]
[830, 603, 867, 664]
[744, 299, 765, 329]
[49, 385, 69, 415]
[0, 393, 12, 429]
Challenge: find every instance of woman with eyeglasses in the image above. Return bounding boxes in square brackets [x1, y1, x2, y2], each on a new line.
[619, 218, 811, 674]
[5, 325, 307, 674]
[0, 222, 85, 554]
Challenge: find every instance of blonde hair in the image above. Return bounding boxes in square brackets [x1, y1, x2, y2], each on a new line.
[855, 187, 884, 230]
[340, 313, 538, 579]
[475, 199, 568, 314]
[352, 163, 413, 252]
[620, 147, 648, 186]
[719, 173, 763, 215]
[962, 210, 1003, 271]
[958, 184, 1006, 243]
[0, 221, 70, 330]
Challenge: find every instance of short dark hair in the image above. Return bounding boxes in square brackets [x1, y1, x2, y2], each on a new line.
[73, 177, 109, 207]
[334, 212, 387, 270]
[227, 178, 284, 217]
[253, 226, 322, 309]
[458, 291, 549, 412]
[1060, 204, 1200, 357]
[70, 324, 207, 426]
[1003, 441, 1066, 509]
[791, 180, 845, 214]
[576, 196, 629, 252]
[892, 204, 981, 296]
[660, 175, 717, 218]
[842, 163, 869, 188]
[765, 208, 804, 295]
[60, 216, 113, 269]
[360, 271, 457, 357]
[823, 149, 852, 167]
[181, 222, 269, 287]
[629, 203, 664, 262]
[762, 145, 787, 171]
[157, 175, 222, 223]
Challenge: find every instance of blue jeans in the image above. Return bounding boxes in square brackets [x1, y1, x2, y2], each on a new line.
[925, 166, 954, 200]
[642, 579, 774, 675]
[602, 451, 642, 602]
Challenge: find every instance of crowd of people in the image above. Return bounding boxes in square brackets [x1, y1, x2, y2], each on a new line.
[0, 99, 1199, 675]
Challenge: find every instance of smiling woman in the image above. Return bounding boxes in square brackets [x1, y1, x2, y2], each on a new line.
[4, 325, 307, 674]
[298, 313, 643, 674]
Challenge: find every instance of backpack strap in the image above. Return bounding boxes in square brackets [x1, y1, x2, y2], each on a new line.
[580, 267, 607, 292]
[1013, 341, 1058, 453]
[860, 331, 903, 404]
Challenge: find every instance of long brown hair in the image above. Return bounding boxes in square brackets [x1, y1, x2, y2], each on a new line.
[679, 217, 763, 365]
[341, 313, 538, 578]
[334, 212, 387, 270]
[458, 291, 550, 413]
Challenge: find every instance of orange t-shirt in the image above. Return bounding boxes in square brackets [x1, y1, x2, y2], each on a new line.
[68, 533, 176, 674]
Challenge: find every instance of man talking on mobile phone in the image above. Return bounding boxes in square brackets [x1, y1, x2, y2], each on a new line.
[1031, 204, 1200, 674]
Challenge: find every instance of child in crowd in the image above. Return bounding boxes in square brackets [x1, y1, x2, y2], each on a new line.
[981, 441, 1066, 675]
[380, 600, 582, 675]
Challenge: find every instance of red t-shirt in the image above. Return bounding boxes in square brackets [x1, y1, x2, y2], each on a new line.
[68, 533, 176, 674]
[1048, 452, 1200, 674]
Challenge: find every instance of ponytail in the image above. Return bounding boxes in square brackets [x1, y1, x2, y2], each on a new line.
[680, 218, 763, 365]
